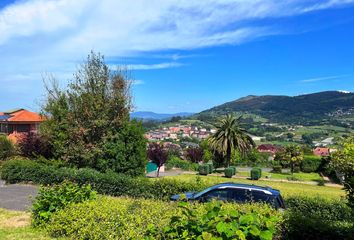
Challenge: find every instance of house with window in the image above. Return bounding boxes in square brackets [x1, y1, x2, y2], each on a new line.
[0, 109, 44, 142]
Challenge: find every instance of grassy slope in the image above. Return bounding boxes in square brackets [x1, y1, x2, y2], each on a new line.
[236, 171, 323, 182]
[0, 209, 54, 240]
[164, 174, 345, 200]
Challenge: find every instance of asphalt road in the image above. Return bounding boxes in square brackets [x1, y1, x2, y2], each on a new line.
[0, 180, 38, 211]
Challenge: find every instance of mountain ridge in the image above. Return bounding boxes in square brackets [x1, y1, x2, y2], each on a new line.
[196, 91, 354, 124]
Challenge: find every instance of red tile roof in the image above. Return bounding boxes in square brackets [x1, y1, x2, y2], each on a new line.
[313, 147, 330, 156]
[0, 109, 44, 122]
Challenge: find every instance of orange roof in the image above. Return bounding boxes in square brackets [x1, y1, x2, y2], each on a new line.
[313, 147, 330, 156]
[0, 109, 44, 122]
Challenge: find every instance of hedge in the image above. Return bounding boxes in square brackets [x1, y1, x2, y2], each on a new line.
[46, 195, 352, 240]
[229, 166, 237, 175]
[198, 164, 209, 175]
[283, 196, 353, 239]
[206, 163, 214, 173]
[0, 158, 206, 201]
[47, 196, 281, 240]
[224, 168, 233, 178]
[251, 167, 262, 180]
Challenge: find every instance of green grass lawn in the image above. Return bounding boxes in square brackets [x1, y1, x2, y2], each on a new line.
[0, 208, 54, 240]
[236, 171, 323, 182]
[164, 174, 345, 200]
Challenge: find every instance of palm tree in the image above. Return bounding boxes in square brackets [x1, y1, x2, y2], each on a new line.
[208, 114, 255, 167]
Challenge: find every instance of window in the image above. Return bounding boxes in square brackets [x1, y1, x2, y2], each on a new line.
[250, 191, 271, 202]
[202, 189, 229, 201]
[0, 124, 5, 133]
[7, 125, 14, 134]
[16, 124, 30, 133]
[230, 188, 249, 202]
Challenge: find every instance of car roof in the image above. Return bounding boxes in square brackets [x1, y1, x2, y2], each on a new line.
[210, 182, 280, 196]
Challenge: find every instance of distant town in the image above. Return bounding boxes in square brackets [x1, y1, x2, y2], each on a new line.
[144, 125, 216, 141]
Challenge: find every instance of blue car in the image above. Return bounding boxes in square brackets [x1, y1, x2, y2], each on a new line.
[171, 182, 285, 209]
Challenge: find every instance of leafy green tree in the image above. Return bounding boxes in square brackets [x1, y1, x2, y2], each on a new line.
[284, 145, 304, 174]
[208, 115, 255, 167]
[274, 149, 289, 168]
[98, 120, 147, 176]
[41, 51, 146, 175]
[147, 142, 168, 177]
[331, 136, 354, 210]
[200, 140, 213, 163]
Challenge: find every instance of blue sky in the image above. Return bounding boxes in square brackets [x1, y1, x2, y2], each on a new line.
[1, 1, 354, 113]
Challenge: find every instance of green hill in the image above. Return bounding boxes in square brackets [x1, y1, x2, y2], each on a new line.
[196, 91, 354, 125]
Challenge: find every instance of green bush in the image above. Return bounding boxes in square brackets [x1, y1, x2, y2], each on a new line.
[250, 167, 262, 180]
[48, 197, 281, 240]
[151, 201, 280, 240]
[198, 164, 209, 175]
[272, 165, 282, 173]
[165, 156, 198, 171]
[48, 197, 178, 239]
[229, 166, 237, 175]
[0, 135, 15, 160]
[206, 163, 214, 173]
[284, 196, 353, 239]
[0, 158, 74, 184]
[97, 121, 148, 177]
[32, 182, 96, 226]
[224, 168, 233, 178]
[1, 158, 206, 201]
[301, 155, 322, 173]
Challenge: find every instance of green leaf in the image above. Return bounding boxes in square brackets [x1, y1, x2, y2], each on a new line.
[249, 225, 260, 236]
[235, 230, 246, 240]
[239, 214, 254, 225]
[216, 222, 227, 234]
[260, 230, 273, 240]
[202, 232, 213, 240]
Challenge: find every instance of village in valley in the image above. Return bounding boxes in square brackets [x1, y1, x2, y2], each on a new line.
[1, 1, 354, 239]
[142, 120, 338, 165]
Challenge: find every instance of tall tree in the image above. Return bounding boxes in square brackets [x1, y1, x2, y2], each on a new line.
[41, 51, 147, 175]
[208, 114, 255, 167]
[147, 143, 168, 177]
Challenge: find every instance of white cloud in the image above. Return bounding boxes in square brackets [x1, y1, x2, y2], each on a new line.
[125, 62, 183, 70]
[1, 0, 353, 53]
[131, 79, 144, 85]
[301, 0, 354, 12]
[0, 0, 353, 109]
[299, 75, 348, 83]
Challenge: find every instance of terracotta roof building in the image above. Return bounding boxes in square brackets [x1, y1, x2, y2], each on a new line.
[0, 109, 45, 142]
[313, 147, 330, 157]
[257, 144, 281, 155]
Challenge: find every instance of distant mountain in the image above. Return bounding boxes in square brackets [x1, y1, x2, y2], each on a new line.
[131, 111, 194, 120]
[196, 91, 354, 124]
